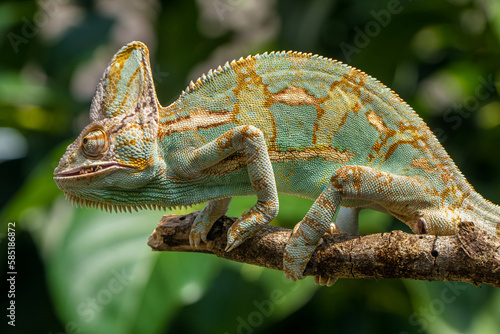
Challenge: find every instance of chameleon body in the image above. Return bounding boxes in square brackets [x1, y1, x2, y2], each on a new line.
[54, 42, 500, 284]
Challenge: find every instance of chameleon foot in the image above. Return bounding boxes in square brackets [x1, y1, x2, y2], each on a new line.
[225, 218, 265, 252]
[189, 198, 232, 248]
[189, 220, 210, 248]
[189, 214, 209, 248]
[283, 241, 317, 281]
[308, 225, 341, 285]
[225, 199, 279, 252]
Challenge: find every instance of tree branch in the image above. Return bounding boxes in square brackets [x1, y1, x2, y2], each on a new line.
[147, 211, 500, 288]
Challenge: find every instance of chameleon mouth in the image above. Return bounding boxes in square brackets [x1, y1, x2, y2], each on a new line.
[54, 163, 132, 178]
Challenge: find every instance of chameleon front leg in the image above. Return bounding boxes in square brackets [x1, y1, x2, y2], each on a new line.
[177, 125, 279, 251]
[284, 165, 434, 283]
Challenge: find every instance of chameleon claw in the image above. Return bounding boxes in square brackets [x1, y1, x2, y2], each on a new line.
[224, 242, 235, 252]
[225, 237, 243, 252]
[314, 275, 338, 286]
[189, 231, 202, 248]
[284, 271, 300, 282]
[326, 277, 338, 287]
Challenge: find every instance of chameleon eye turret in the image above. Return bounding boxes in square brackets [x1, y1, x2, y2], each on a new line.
[81, 128, 108, 159]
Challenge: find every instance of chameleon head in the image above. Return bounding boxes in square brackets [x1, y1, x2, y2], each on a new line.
[54, 42, 166, 209]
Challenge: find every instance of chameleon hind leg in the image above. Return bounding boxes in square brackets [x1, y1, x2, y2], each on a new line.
[284, 165, 434, 283]
[179, 125, 279, 251]
[284, 181, 341, 282]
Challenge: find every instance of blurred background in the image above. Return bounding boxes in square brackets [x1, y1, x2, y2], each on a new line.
[1, 0, 500, 333]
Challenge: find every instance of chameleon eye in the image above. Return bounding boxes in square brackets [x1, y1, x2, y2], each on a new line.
[81, 128, 108, 158]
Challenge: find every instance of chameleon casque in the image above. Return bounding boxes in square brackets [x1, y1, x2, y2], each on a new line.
[54, 41, 500, 285]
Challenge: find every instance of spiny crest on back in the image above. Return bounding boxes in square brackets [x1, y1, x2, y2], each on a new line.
[180, 51, 342, 97]
[176, 49, 416, 117]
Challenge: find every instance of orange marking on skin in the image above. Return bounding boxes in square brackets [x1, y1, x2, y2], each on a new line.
[231, 57, 260, 95]
[337, 109, 352, 131]
[315, 194, 335, 211]
[216, 130, 236, 151]
[159, 104, 181, 122]
[410, 158, 452, 185]
[313, 73, 369, 145]
[385, 139, 422, 161]
[410, 158, 433, 171]
[103, 45, 147, 117]
[312, 122, 320, 144]
[294, 216, 315, 241]
[104, 63, 125, 113]
[162, 109, 235, 135]
[268, 86, 320, 107]
[496, 222, 500, 237]
[387, 123, 428, 158]
[330, 166, 363, 194]
[269, 146, 355, 163]
[113, 65, 142, 117]
[203, 146, 355, 176]
[368, 118, 430, 162]
[329, 68, 370, 102]
[367, 112, 396, 160]
[440, 172, 452, 185]
[365, 108, 449, 167]
[374, 170, 395, 190]
[438, 184, 469, 210]
[117, 156, 149, 171]
[231, 57, 277, 145]
[366, 111, 390, 134]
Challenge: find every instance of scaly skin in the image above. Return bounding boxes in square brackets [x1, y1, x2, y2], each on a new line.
[54, 42, 500, 284]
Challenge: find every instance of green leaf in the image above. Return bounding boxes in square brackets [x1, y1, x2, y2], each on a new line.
[39, 202, 221, 334]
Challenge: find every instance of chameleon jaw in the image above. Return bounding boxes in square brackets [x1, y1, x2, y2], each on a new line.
[53, 162, 134, 178]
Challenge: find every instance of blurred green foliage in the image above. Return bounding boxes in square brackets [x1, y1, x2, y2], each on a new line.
[1, 0, 500, 333]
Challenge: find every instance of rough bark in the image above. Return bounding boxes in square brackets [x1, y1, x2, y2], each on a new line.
[148, 211, 500, 288]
